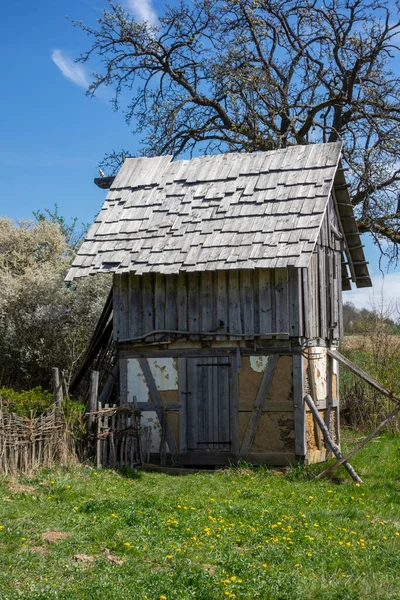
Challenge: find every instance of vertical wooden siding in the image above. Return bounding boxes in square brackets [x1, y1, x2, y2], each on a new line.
[301, 196, 343, 341]
[114, 268, 302, 341]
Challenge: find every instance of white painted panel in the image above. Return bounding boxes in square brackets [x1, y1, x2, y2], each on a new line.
[127, 359, 150, 403]
[148, 358, 178, 390]
[250, 356, 269, 372]
[141, 411, 162, 452]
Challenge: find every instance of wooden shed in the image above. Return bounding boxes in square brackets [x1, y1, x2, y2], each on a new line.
[67, 142, 371, 466]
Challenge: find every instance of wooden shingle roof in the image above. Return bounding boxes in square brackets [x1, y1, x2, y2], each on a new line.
[66, 142, 370, 287]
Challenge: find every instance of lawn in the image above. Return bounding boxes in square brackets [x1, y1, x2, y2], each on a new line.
[0, 431, 399, 600]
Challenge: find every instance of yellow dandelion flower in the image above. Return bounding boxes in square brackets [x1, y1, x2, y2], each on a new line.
[160, 595, 167, 600]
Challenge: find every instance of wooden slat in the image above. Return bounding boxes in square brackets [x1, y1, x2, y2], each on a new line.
[240, 270, 254, 337]
[165, 274, 178, 330]
[230, 352, 239, 456]
[113, 275, 122, 339]
[138, 358, 177, 452]
[318, 245, 326, 338]
[239, 355, 279, 456]
[188, 272, 200, 337]
[228, 271, 241, 339]
[178, 358, 187, 452]
[288, 267, 300, 337]
[119, 274, 130, 339]
[259, 269, 273, 334]
[186, 358, 198, 450]
[201, 272, 213, 338]
[216, 270, 228, 340]
[154, 273, 166, 333]
[177, 272, 188, 331]
[274, 269, 288, 334]
[129, 274, 141, 338]
[141, 273, 154, 335]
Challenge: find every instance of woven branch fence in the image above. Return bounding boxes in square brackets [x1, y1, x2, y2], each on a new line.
[0, 368, 77, 476]
[0, 402, 76, 476]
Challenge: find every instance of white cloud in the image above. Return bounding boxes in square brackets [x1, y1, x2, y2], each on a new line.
[125, 0, 158, 26]
[344, 271, 400, 312]
[51, 49, 90, 89]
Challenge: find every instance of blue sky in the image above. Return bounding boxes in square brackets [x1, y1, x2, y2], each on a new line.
[0, 0, 399, 311]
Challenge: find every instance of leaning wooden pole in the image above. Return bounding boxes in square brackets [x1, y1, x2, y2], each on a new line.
[317, 402, 400, 480]
[304, 395, 363, 484]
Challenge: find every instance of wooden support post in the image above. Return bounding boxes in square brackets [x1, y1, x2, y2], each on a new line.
[240, 355, 279, 456]
[96, 401, 102, 468]
[304, 394, 363, 484]
[88, 370, 99, 434]
[317, 402, 400, 480]
[52, 367, 63, 418]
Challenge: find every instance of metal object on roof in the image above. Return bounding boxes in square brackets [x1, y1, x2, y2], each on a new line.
[66, 143, 371, 288]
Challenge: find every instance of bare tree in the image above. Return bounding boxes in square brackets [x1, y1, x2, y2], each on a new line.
[74, 0, 400, 260]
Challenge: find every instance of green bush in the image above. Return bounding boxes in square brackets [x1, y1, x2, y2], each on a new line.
[0, 386, 53, 415]
[0, 386, 85, 424]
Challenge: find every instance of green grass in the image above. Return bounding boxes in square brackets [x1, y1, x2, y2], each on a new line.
[0, 431, 399, 599]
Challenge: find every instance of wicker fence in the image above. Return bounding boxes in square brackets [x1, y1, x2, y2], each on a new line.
[0, 401, 76, 476]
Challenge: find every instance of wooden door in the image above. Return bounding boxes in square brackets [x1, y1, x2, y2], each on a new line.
[186, 357, 231, 451]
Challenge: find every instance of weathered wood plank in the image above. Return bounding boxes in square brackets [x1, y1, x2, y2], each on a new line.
[119, 274, 130, 339]
[274, 269, 288, 334]
[240, 270, 254, 338]
[177, 272, 188, 331]
[216, 270, 228, 340]
[128, 274, 141, 338]
[138, 358, 177, 452]
[228, 271, 241, 339]
[141, 273, 154, 335]
[259, 269, 273, 335]
[165, 274, 178, 330]
[230, 352, 239, 456]
[154, 273, 166, 333]
[188, 272, 200, 337]
[178, 358, 187, 452]
[288, 267, 300, 337]
[239, 355, 279, 456]
[201, 272, 213, 337]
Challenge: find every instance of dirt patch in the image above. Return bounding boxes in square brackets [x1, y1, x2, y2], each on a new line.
[7, 482, 36, 495]
[73, 554, 96, 563]
[202, 564, 216, 576]
[42, 531, 72, 544]
[31, 546, 48, 555]
[104, 548, 124, 566]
